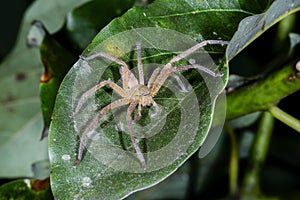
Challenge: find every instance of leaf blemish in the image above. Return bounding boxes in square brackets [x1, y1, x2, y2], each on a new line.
[16, 72, 26, 82]
[82, 176, 92, 187]
[62, 154, 71, 161]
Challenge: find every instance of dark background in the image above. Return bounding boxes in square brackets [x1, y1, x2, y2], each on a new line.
[0, 0, 33, 61]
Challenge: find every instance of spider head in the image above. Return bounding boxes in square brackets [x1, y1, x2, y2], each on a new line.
[131, 85, 154, 107]
[138, 85, 153, 106]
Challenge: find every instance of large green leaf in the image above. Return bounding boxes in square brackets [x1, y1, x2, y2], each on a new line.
[49, 0, 270, 199]
[0, 0, 89, 178]
[226, 0, 300, 61]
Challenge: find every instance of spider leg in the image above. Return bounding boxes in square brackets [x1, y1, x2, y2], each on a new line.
[136, 42, 144, 85]
[120, 65, 138, 90]
[74, 98, 130, 167]
[147, 68, 161, 89]
[149, 67, 173, 97]
[126, 101, 146, 170]
[165, 40, 229, 68]
[80, 51, 138, 90]
[173, 64, 223, 77]
[133, 102, 142, 122]
[70, 80, 126, 118]
[80, 52, 128, 69]
[149, 40, 228, 97]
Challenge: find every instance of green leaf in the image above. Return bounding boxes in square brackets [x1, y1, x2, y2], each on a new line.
[226, 0, 300, 61]
[60, 0, 136, 50]
[38, 22, 77, 139]
[0, 179, 53, 200]
[49, 0, 268, 199]
[0, 0, 89, 178]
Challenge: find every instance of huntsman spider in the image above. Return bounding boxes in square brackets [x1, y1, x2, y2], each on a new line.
[70, 40, 229, 169]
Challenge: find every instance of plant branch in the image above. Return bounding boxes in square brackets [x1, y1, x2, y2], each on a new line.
[226, 63, 300, 120]
[241, 112, 274, 198]
[269, 106, 300, 133]
[225, 124, 239, 196]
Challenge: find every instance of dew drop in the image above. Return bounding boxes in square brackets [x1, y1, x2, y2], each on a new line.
[62, 154, 71, 161]
[82, 176, 92, 187]
[189, 58, 196, 64]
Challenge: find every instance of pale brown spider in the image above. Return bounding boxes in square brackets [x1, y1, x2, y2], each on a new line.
[70, 40, 229, 169]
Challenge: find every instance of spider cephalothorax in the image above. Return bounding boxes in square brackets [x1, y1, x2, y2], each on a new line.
[71, 40, 228, 169]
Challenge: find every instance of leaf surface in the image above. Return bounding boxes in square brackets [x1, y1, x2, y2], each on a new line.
[226, 0, 300, 61]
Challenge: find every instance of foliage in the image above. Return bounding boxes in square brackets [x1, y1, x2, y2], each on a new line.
[1, 0, 300, 199]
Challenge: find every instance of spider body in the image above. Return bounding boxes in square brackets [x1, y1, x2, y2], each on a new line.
[129, 84, 152, 104]
[71, 40, 229, 169]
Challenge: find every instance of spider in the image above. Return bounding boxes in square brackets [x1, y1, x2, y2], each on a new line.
[70, 40, 229, 169]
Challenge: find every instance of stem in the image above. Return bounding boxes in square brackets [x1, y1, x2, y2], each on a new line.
[269, 106, 300, 133]
[276, 14, 296, 45]
[226, 64, 300, 120]
[241, 112, 274, 198]
[225, 124, 239, 196]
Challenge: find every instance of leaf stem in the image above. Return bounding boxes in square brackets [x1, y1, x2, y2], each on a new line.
[269, 106, 300, 133]
[241, 112, 274, 198]
[276, 13, 296, 45]
[226, 63, 300, 120]
[225, 124, 239, 196]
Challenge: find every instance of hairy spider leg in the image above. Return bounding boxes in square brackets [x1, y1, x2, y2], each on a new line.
[147, 68, 161, 89]
[126, 101, 146, 170]
[166, 40, 229, 68]
[149, 67, 173, 96]
[149, 40, 229, 96]
[120, 65, 139, 90]
[134, 101, 142, 122]
[81, 52, 128, 69]
[134, 42, 151, 122]
[74, 98, 131, 167]
[81, 52, 136, 91]
[69, 80, 126, 118]
[174, 64, 223, 77]
[136, 42, 144, 85]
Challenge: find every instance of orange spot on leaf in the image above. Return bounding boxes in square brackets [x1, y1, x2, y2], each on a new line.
[40, 59, 52, 83]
